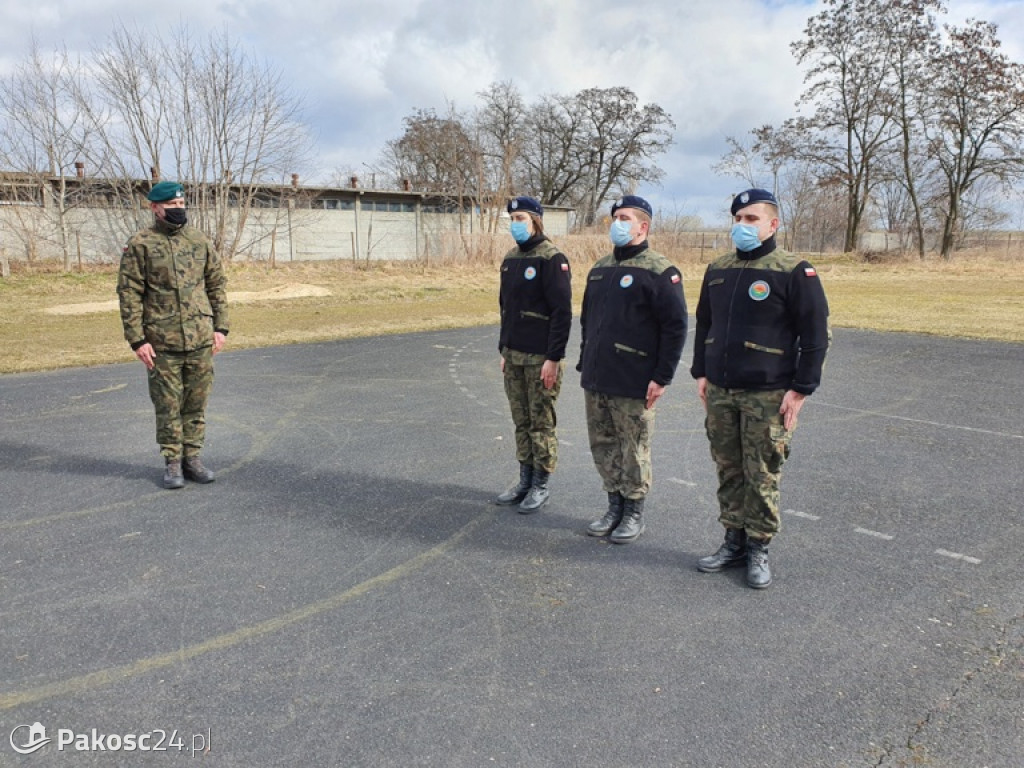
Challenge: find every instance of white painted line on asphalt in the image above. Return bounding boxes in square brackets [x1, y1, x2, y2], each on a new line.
[854, 527, 894, 540]
[668, 477, 697, 487]
[783, 509, 821, 521]
[815, 402, 1024, 440]
[935, 549, 982, 565]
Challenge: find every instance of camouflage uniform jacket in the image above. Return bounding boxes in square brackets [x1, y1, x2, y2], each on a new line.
[498, 236, 573, 362]
[578, 241, 687, 400]
[690, 238, 829, 395]
[118, 220, 229, 352]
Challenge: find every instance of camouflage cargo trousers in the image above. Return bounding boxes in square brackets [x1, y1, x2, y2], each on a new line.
[503, 358, 563, 473]
[704, 383, 794, 540]
[584, 390, 655, 500]
[147, 346, 215, 460]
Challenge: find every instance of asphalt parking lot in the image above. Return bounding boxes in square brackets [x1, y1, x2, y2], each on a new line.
[1, 325, 1021, 767]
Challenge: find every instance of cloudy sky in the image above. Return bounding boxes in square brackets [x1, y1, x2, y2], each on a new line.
[2, 0, 1022, 225]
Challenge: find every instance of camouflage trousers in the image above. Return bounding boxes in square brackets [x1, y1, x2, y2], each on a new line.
[704, 383, 794, 540]
[503, 357, 563, 473]
[584, 390, 654, 500]
[147, 346, 215, 461]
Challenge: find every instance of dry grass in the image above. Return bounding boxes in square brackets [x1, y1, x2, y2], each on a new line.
[1, 247, 1021, 375]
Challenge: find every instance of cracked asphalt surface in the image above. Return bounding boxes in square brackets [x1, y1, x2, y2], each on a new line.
[1, 325, 1021, 767]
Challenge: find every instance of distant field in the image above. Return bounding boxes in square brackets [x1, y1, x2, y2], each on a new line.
[1, 250, 1021, 374]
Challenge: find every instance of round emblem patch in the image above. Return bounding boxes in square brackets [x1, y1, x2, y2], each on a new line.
[748, 280, 770, 301]
[524, 266, 537, 280]
[619, 274, 634, 289]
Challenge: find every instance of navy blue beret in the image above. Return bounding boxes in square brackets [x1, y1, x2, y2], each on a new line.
[147, 181, 184, 203]
[730, 188, 777, 215]
[611, 195, 652, 218]
[507, 196, 543, 217]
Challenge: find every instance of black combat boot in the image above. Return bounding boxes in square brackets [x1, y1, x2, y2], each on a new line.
[182, 456, 215, 483]
[696, 527, 747, 573]
[519, 469, 550, 514]
[495, 463, 533, 506]
[746, 537, 772, 589]
[163, 458, 185, 490]
[609, 497, 645, 544]
[586, 492, 625, 537]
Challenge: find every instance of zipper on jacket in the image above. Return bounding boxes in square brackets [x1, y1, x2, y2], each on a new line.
[721, 261, 748, 387]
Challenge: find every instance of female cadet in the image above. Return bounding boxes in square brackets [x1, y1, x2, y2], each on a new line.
[494, 196, 573, 513]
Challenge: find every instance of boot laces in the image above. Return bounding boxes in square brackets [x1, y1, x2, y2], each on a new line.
[749, 545, 769, 567]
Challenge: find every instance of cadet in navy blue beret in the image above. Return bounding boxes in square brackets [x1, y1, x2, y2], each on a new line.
[495, 194, 572, 513]
[610, 194, 653, 219]
[691, 185, 830, 590]
[729, 188, 777, 216]
[507, 196, 543, 218]
[577, 191, 687, 545]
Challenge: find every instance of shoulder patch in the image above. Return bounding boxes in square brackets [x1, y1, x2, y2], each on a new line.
[804, 266, 817, 277]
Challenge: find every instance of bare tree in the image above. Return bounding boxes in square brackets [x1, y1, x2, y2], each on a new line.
[383, 84, 674, 232]
[381, 105, 479, 205]
[879, 0, 946, 258]
[924, 19, 1024, 259]
[564, 87, 674, 227]
[790, 0, 903, 252]
[474, 81, 526, 232]
[0, 40, 100, 268]
[712, 134, 762, 189]
[518, 92, 590, 210]
[88, 23, 314, 261]
[713, 123, 831, 249]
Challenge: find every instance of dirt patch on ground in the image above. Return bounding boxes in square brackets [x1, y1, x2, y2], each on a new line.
[43, 283, 332, 315]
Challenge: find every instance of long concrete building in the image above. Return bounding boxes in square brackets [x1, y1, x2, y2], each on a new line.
[0, 172, 573, 264]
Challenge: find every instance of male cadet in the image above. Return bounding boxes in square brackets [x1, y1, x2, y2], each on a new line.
[118, 181, 230, 489]
[578, 195, 687, 543]
[691, 188, 829, 588]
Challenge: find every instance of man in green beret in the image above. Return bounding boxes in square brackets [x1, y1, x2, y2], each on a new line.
[117, 181, 230, 489]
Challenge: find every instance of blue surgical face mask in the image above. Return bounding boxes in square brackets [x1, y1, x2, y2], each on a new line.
[510, 220, 531, 244]
[609, 219, 634, 247]
[730, 223, 761, 252]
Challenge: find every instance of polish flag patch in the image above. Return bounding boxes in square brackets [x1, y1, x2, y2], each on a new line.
[670, 273, 681, 283]
[561, 262, 569, 271]
[804, 267, 817, 277]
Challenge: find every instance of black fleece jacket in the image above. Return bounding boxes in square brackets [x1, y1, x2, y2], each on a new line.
[690, 236, 830, 395]
[498, 235, 573, 360]
[577, 241, 688, 399]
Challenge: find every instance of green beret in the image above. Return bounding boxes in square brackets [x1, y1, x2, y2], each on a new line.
[147, 181, 184, 203]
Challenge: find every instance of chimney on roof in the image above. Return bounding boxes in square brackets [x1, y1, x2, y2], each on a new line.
[74, 161, 85, 178]
[350, 175, 359, 189]
[291, 173, 299, 189]
[402, 178, 411, 192]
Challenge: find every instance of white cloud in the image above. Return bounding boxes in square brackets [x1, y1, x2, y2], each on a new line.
[0, 0, 1019, 224]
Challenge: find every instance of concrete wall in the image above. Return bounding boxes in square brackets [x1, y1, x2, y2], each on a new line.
[0, 189, 572, 264]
